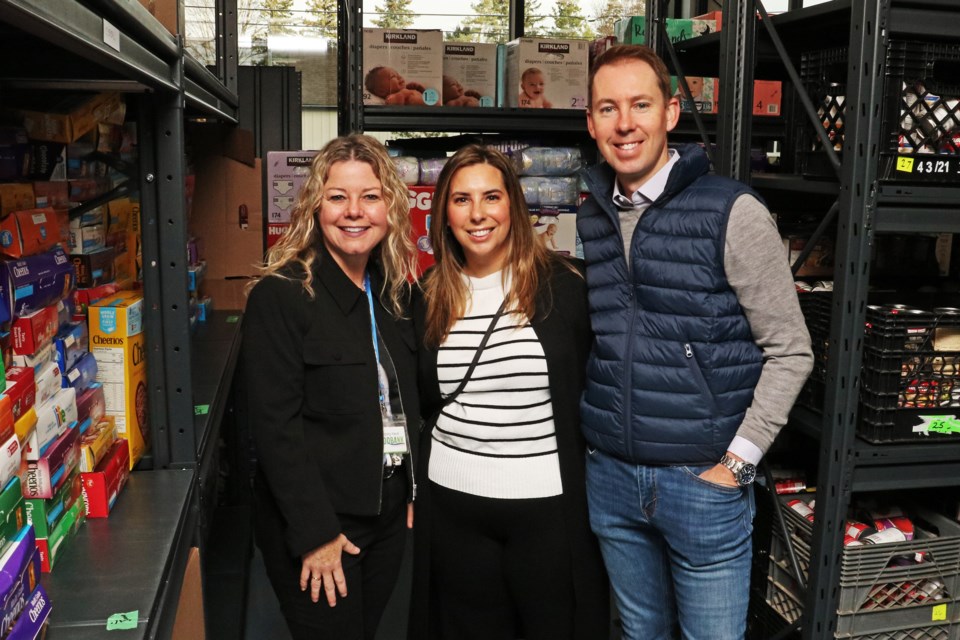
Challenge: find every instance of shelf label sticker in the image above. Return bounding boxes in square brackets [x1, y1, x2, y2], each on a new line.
[913, 415, 960, 436]
[896, 156, 915, 173]
[194, 404, 210, 416]
[226, 315, 239, 323]
[106, 611, 138, 630]
[103, 19, 121, 52]
[932, 603, 947, 621]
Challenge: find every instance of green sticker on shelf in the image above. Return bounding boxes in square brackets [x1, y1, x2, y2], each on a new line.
[913, 415, 960, 436]
[195, 404, 210, 415]
[106, 611, 139, 630]
[932, 603, 947, 621]
[226, 315, 239, 323]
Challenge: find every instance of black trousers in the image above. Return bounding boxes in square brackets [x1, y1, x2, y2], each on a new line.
[258, 472, 408, 640]
[429, 481, 575, 640]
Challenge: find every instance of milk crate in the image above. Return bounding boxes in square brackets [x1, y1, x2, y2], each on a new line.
[796, 41, 960, 184]
[860, 305, 960, 443]
[771, 494, 960, 639]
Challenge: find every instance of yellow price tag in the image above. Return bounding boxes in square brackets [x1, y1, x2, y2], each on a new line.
[897, 156, 915, 173]
[932, 603, 947, 621]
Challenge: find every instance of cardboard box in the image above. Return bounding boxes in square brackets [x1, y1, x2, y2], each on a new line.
[63, 351, 98, 394]
[79, 417, 116, 473]
[0, 432, 21, 490]
[615, 16, 716, 45]
[24, 470, 81, 539]
[35, 497, 84, 572]
[81, 438, 129, 517]
[0, 395, 13, 446]
[713, 79, 783, 117]
[15, 92, 125, 144]
[0, 184, 34, 218]
[0, 245, 74, 318]
[172, 547, 206, 640]
[71, 245, 116, 288]
[32, 181, 70, 208]
[13, 407, 36, 446]
[266, 151, 318, 224]
[11, 303, 59, 356]
[0, 525, 41, 627]
[10, 341, 55, 374]
[407, 186, 435, 276]
[672, 76, 719, 114]
[442, 42, 498, 107]
[4, 367, 36, 422]
[68, 220, 106, 254]
[529, 204, 578, 256]
[90, 293, 147, 468]
[785, 235, 834, 278]
[3, 215, 48, 263]
[54, 321, 88, 373]
[694, 11, 723, 29]
[362, 29, 444, 106]
[138, 0, 182, 35]
[506, 38, 589, 110]
[34, 361, 63, 408]
[25, 387, 76, 461]
[7, 583, 51, 634]
[0, 477, 26, 550]
[19, 421, 79, 499]
[76, 383, 106, 430]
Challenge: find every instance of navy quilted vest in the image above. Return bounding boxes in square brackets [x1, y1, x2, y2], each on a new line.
[577, 144, 763, 465]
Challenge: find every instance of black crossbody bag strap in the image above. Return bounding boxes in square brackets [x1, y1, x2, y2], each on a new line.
[440, 299, 507, 408]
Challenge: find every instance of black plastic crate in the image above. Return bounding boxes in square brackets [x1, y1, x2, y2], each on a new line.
[772, 495, 960, 639]
[797, 41, 960, 184]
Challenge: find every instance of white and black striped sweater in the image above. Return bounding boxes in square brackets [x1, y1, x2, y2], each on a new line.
[429, 271, 563, 499]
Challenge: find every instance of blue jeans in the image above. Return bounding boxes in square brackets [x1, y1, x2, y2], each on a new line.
[586, 447, 755, 640]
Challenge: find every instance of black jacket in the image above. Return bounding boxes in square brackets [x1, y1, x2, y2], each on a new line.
[242, 244, 419, 559]
[409, 257, 609, 639]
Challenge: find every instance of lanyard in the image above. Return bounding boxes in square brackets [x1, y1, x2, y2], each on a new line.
[364, 273, 391, 418]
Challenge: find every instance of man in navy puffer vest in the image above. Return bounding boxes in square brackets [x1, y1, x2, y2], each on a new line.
[578, 45, 813, 640]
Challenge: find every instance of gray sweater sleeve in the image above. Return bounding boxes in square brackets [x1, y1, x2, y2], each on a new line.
[724, 194, 814, 456]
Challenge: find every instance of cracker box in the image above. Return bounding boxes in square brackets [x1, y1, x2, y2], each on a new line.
[408, 186, 435, 276]
[24, 470, 81, 539]
[89, 292, 147, 468]
[81, 437, 129, 517]
[0, 477, 26, 550]
[615, 16, 716, 45]
[33, 361, 62, 408]
[0, 432, 21, 490]
[7, 583, 51, 635]
[442, 42, 498, 107]
[10, 342, 55, 376]
[26, 387, 77, 460]
[362, 29, 444, 106]
[0, 525, 41, 627]
[35, 497, 84, 572]
[79, 417, 116, 473]
[505, 38, 589, 110]
[20, 421, 79, 499]
[267, 151, 318, 224]
[0, 207, 49, 260]
[11, 303, 59, 357]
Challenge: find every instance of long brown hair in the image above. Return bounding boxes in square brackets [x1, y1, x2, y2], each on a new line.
[257, 134, 417, 316]
[423, 144, 554, 347]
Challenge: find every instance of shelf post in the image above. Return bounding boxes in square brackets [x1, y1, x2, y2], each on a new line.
[716, 0, 756, 180]
[215, 0, 238, 96]
[509, 0, 525, 39]
[338, 0, 363, 134]
[801, 1, 889, 637]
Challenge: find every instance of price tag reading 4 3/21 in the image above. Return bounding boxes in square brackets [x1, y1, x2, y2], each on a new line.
[897, 156, 959, 177]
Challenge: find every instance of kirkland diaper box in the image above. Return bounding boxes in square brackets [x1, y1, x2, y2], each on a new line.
[266, 151, 319, 225]
[505, 38, 589, 110]
[442, 42, 497, 107]
[89, 291, 147, 469]
[362, 29, 443, 106]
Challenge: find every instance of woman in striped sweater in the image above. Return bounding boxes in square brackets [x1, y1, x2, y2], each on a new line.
[409, 145, 608, 640]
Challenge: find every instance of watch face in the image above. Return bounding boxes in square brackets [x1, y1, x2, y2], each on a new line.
[738, 464, 757, 486]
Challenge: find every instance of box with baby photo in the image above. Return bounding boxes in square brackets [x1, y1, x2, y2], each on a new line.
[442, 42, 497, 107]
[505, 38, 589, 110]
[362, 29, 443, 106]
[528, 204, 578, 256]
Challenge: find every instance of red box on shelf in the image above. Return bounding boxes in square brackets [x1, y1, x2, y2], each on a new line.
[11, 302, 59, 356]
[80, 438, 129, 517]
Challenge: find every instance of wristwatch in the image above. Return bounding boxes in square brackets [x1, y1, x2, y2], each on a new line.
[719, 454, 757, 486]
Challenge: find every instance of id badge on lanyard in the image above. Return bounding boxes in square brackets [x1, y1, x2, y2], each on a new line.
[366, 274, 409, 456]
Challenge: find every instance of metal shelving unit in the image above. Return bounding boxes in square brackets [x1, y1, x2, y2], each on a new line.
[678, 1, 960, 638]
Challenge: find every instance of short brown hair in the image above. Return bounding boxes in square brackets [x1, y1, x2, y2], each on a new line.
[588, 45, 672, 107]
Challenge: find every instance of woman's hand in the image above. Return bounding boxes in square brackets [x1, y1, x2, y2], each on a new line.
[300, 534, 361, 606]
[407, 502, 414, 529]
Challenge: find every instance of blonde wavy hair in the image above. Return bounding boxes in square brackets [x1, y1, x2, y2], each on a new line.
[259, 134, 417, 316]
[423, 144, 558, 347]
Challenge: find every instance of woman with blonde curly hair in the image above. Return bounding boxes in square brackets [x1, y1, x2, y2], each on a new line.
[242, 134, 420, 640]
